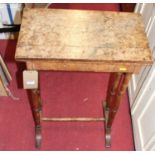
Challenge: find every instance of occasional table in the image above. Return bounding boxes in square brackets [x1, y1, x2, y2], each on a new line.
[15, 8, 153, 148]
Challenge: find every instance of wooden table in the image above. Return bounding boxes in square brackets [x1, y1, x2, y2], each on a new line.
[15, 8, 153, 148]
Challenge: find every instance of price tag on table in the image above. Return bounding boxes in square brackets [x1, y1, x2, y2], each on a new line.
[23, 70, 38, 89]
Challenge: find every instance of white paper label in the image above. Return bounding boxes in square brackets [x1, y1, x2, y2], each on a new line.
[26, 81, 35, 85]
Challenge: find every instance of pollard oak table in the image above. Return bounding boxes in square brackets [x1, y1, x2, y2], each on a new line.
[15, 8, 153, 148]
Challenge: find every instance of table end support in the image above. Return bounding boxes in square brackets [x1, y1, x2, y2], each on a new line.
[103, 101, 111, 148]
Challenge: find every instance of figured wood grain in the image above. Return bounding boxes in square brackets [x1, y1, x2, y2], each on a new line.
[15, 8, 152, 65]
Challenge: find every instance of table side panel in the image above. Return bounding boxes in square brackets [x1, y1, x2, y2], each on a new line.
[26, 60, 143, 73]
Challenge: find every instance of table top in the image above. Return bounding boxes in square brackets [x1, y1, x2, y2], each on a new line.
[15, 8, 152, 65]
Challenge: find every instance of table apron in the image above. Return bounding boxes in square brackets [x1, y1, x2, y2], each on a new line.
[26, 60, 142, 73]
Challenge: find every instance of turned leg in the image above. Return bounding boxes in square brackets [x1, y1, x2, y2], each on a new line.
[103, 73, 122, 147]
[104, 73, 132, 147]
[107, 73, 132, 128]
[28, 72, 42, 148]
[30, 88, 42, 148]
[105, 73, 122, 110]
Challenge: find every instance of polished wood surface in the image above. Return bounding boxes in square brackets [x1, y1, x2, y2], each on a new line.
[15, 8, 152, 66]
